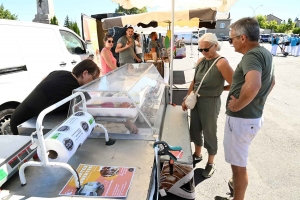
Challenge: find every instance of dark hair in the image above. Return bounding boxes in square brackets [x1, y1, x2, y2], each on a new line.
[126, 26, 134, 30]
[150, 32, 157, 38]
[135, 34, 140, 40]
[72, 59, 100, 78]
[104, 34, 113, 42]
[229, 17, 260, 42]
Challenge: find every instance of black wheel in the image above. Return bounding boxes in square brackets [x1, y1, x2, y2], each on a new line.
[0, 108, 15, 135]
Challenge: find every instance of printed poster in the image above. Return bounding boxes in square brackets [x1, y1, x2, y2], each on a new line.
[82, 14, 101, 67]
[59, 164, 135, 198]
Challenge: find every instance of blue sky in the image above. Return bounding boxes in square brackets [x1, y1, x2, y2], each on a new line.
[1, 0, 299, 26]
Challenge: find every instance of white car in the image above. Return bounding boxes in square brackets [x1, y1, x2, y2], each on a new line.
[177, 33, 199, 44]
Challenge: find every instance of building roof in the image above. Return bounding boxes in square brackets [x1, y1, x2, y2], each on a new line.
[217, 13, 230, 20]
[266, 14, 282, 21]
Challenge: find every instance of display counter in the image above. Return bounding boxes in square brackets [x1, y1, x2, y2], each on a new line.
[69, 63, 167, 139]
[3, 63, 193, 200]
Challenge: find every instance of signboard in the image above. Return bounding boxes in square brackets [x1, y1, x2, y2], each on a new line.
[60, 164, 135, 198]
[82, 14, 101, 68]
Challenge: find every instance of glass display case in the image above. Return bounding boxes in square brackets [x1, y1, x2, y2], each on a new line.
[69, 63, 167, 138]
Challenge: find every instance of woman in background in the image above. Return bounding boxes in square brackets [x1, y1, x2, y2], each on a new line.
[101, 34, 117, 75]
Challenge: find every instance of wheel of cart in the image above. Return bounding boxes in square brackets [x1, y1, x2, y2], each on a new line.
[277, 42, 289, 57]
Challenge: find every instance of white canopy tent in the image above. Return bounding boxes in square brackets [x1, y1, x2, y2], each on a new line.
[111, 0, 238, 103]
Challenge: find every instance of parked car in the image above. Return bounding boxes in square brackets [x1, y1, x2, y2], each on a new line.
[0, 19, 90, 134]
[176, 33, 199, 44]
[217, 36, 229, 41]
[260, 34, 271, 43]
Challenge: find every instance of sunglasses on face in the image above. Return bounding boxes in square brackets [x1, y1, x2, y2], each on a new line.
[228, 35, 241, 44]
[107, 40, 114, 43]
[198, 44, 214, 52]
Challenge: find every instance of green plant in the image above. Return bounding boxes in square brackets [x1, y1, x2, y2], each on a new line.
[50, 15, 59, 25]
[0, 4, 18, 20]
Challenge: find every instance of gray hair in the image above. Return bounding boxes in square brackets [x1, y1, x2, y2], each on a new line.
[229, 17, 260, 42]
[198, 33, 221, 51]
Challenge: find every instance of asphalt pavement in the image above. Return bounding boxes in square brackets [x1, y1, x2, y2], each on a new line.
[172, 42, 300, 200]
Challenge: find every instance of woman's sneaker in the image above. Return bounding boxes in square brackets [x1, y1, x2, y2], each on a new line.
[202, 163, 216, 178]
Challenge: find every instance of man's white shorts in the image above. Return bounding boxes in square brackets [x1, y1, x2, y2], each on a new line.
[223, 115, 263, 167]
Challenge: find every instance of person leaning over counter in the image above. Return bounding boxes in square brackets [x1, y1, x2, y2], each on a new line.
[10, 59, 100, 135]
[100, 34, 117, 75]
[182, 33, 234, 179]
[115, 26, 141, 66]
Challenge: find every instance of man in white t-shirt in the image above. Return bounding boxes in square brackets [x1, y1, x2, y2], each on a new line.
[134, 34, 143, 62]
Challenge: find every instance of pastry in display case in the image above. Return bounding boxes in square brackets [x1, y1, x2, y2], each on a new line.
[69, 63, 167, 138]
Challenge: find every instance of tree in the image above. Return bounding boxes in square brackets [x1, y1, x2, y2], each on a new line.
[64, 15, 71, 28]
[70, 21, 81, 36]
[115, 4, 147, 15]
[266, 20, 278, 33]
[0, 4, 18, 20]
[292, 27, 300, 34]
[286, 18, 295, 31]
[50, 15, 59, 25]
[275, 24, 288, 33]
[63, 15, 80, 36]
[256, 15, 267, 29]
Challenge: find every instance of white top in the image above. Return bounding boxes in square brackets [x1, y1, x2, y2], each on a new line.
[135, 40, 142, 54]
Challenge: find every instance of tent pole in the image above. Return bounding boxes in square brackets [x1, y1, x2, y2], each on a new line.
[170, 0, 175, 104]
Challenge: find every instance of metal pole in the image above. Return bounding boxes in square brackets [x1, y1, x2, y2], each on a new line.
[169, 0, 175, 104]
[249, 5, 263, 17]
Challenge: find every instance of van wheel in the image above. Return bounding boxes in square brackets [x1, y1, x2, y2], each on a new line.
[0, 108, 15, 135]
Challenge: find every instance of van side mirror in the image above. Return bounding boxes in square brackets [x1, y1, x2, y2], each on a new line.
[74, 47, 84, 54]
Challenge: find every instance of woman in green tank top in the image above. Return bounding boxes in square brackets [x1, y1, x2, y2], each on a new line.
[182, 33, 234, 178]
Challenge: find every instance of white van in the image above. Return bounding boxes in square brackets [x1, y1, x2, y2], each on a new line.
[0, 19, 90, 134]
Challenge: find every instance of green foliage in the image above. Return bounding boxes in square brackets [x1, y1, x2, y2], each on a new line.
[275, 24, 288, 33]
[115, 4, 147, 15]
[50, 15, 59, 25]
[0, 4, 18, 20]
[292, 27, 300, 34]
[63, 15, 80, 36]
[256, 15, 267, 29]
[64, 15, 70, 28]
[70, 21, 81, 36]
[286, 18, 295, 31]
[266, 20, 278, 33]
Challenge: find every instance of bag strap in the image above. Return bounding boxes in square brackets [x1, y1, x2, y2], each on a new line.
[195, 56, 222, 96]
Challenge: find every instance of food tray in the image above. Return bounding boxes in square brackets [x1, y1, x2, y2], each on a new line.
[86, 97, 138, 118]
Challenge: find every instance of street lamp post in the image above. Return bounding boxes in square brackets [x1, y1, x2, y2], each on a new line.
[249, 5, 263, 17]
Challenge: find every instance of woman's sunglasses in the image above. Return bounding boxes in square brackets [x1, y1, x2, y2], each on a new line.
[198, 44, 214, 52]
[107, 40, 114, 43]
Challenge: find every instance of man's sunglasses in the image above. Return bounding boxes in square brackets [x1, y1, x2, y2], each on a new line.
[228, 35, 240, 44]
[198, 44, 214, 52]
[89, 73, 97, 80]
[107, 40, 114, 43]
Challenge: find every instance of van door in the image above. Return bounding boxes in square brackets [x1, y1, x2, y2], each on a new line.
[0, 25, 32, 105]
[59, 30, 89, 71]
[15, 25, 67, 88]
